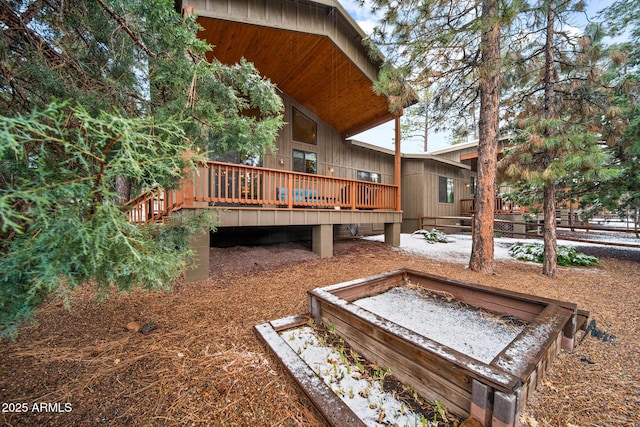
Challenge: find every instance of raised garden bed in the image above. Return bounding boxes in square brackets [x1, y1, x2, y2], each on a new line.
[258, 269, 589, 427]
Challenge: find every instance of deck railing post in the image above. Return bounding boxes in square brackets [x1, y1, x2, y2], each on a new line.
[180, 151, 196, 208]
[181, 172, 194, 208]
[350, 183, 356, 210]
[287, 174, 293, 209]
[126, 161, 400, 216]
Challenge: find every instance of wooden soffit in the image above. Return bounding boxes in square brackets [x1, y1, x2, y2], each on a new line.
[460, 145, 507, 172]
[195, 16, 393, 138]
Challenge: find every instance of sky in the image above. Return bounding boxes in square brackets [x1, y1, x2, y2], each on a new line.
[340, 0, 620, 154]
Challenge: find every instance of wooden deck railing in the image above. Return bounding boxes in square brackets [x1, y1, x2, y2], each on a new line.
[124, 186, 184, 224]
[460, 197, 521, 214]
[126, 161, 398, 224]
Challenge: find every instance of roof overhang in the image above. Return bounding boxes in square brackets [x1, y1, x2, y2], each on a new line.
[349, 140, 471, 169]
[186, 0, 397, 138]
[347, 139, 396, 156]
[402, 152, 471, 169]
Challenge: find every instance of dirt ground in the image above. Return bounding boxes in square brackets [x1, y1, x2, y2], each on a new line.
[1, 237, 638, 426]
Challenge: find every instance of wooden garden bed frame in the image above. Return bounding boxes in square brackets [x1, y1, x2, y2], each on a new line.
[306, 269, 588, 427]
[256, 269, 588, 426]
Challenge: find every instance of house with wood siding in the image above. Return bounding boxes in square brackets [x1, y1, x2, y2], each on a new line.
[349, 138, 528, 234]
[350, 140, 477, 233]
[411, 138, 530, 234]
[129, 0, 408, 281]
[131, 0, 520, 281]
[128, 0, 523, 281]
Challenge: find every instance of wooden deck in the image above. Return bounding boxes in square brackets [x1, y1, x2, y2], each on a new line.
[125, 161, 399, 225]
[125, 161, 403, 281]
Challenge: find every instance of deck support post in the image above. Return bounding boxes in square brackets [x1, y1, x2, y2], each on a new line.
[312, 224, 333, 258]
[184, 226, 210, 282]
[384, 222, 401, 247]
[394, 113, 402, 212]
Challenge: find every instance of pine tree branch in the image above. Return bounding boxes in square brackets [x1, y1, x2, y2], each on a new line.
[0, 0, 69, 69]
[0, 0, 152, 112]
[95, 0, 156, 59]
[20, 0, 43, 24]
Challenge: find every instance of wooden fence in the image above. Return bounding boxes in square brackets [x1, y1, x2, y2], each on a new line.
[419, 215, 640, 248]
[460, 197, 522, 214]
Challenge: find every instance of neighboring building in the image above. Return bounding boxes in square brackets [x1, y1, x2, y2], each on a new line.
[350, 139, 524, 234]
[426, 139, 548, 236]
[350, 140, 477, 233]
[400, 149, 476, 233]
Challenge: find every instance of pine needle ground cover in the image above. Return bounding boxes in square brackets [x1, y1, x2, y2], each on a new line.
[0, 239, 637, 426]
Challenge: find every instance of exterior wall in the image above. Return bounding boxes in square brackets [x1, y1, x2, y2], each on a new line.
[263, 94, 395, 185]
[225, 93, 394, 239]
[399, 158, 425, 232]
[401, 158, 476, 233]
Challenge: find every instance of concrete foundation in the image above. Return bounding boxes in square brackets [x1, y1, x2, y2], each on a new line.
[312, 224, 333, 258]
[384, 222, 401, 247]
[184, 228, 210, 282]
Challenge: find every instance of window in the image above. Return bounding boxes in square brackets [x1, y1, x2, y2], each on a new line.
[292, 107, 317, 145]
[357, 170, 381, 183]
[293, 149, 317, 174]
[209, 138, 262, 166]
[470, 176, 477, 195]
[438, 176, 454, 203]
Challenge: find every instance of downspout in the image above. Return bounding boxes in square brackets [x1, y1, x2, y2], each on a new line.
[394, 112, 402, 211]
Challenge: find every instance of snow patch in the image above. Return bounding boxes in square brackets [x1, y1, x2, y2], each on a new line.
[364, 232, 640, 264]
[353, 287, 523, 364]
[281, 326, 434, 427]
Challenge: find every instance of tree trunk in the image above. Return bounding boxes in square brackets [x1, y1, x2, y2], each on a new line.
[423, 101, 429, 153]
[541, 0, 558, 277]
[542, 182, 557, 277]
[115, 175, 132, 206]
[469, 0, 500, 274]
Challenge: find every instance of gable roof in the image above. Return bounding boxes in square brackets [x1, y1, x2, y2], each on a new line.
[184, 0, 395, 138]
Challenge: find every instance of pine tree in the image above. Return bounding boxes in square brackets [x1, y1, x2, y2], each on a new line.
[362, 0, 521, 274]
[581, 0, 640, 234]
[0, 0, 284, 336]
[499, 0, 618, 277]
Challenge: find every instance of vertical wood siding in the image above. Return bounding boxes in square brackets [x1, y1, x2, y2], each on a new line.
[266, 94, 395, 185]
[401, 158, 476, 232]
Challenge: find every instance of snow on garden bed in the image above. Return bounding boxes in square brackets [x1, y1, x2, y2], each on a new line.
[353, 286, 524, 363]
